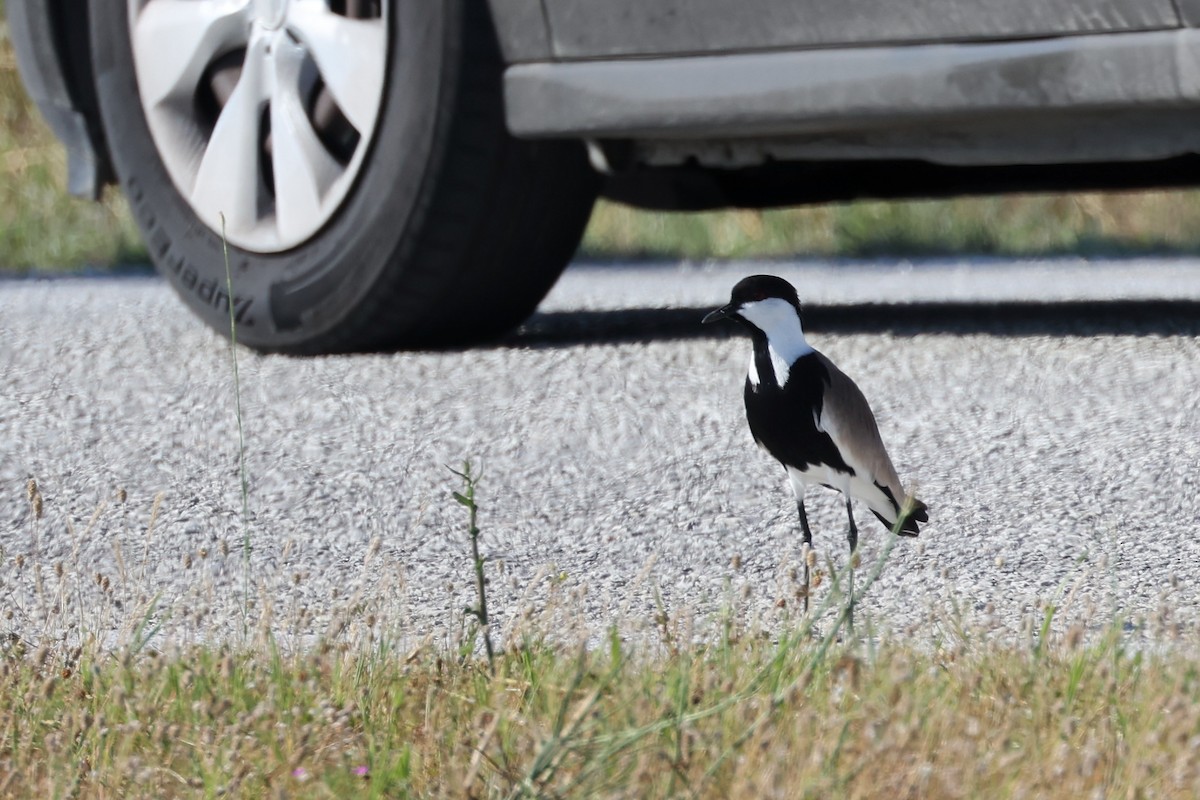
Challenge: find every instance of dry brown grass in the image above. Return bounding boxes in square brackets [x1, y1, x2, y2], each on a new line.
[581, 191, 1200, 261]
[0, 613, 1197, 799]
[2, 483, 1198, 799]
[0, 16, 143, 271]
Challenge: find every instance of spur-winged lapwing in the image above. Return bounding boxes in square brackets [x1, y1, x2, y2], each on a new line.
[704, 274, 927, 613]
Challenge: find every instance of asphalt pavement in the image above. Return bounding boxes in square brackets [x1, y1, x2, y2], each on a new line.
[3, 257, 1200, 652]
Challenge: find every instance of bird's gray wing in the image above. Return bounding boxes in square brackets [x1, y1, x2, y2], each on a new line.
[813, 352, 905, 501]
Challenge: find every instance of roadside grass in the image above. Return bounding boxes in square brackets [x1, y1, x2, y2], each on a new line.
[0, 16, 144, 272]
[581, 192, 1200, 260]
[7, 9, 1200, 271]
[3, 491, 1200, 798]
[4, 475, 1200, 798]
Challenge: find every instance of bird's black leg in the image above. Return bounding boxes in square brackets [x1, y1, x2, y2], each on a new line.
[845, 499, 858, 555]
[797, 500, 814, 613]
[846, 499, 858, 628]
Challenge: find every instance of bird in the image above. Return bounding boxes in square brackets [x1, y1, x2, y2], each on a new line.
[703, 274, 927, 616]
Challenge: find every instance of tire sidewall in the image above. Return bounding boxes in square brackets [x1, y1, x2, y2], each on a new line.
[89, 0, 457, 351]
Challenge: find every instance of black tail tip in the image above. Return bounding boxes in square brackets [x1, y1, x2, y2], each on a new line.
[897, 499, 928, 537]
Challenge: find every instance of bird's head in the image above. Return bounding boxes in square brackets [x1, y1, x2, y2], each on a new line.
[702, 275, 803, 336]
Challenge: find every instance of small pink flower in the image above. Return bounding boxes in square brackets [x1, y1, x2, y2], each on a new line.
[354, 765, 370, 778]
[292, 767, 309, 781]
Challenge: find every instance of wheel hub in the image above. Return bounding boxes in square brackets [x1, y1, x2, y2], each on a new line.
[255, 0, 289, 31]
[127, 0, 389, 252]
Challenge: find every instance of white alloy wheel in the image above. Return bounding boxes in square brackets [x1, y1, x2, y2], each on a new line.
[127, 0, 388, 251]
[94, 1, 598, 352]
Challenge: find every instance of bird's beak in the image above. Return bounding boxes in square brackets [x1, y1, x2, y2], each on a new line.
[702, 304, 735, 324]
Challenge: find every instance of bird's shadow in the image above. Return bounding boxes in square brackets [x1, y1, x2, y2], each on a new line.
[500, 300, 1200, 348]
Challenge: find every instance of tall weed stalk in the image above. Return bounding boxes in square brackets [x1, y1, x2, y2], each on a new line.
[219, 214, 252, 612]
[451, 460, 496, 673]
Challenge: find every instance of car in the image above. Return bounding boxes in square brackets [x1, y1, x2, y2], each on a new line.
[10, 0, 1200, 352]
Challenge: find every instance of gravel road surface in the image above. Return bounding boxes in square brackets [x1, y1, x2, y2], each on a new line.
[3, 258, 1200, 652]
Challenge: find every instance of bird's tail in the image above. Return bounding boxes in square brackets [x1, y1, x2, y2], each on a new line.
[871, 489, 928, 537]
[898, 497, 928, 536]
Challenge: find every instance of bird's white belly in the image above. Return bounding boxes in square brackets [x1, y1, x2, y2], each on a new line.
[787, 464, 852, 497]
[786, 464, 897, 523]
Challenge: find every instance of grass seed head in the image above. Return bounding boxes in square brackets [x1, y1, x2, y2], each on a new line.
[1066, 623, 1084, 651]
[26, 479, 43, 519]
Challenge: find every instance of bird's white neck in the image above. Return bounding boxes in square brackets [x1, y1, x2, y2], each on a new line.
[739, 298, 813, 388]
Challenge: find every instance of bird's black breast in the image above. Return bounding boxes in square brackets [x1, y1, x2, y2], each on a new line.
[744, 350, 853, 475]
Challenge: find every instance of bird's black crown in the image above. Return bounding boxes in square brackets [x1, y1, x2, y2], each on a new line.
[703, 274, 805, 327]
[727, 275, 801, 312]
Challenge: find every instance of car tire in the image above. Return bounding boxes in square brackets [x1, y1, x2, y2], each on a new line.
[88, 0, 599, 353]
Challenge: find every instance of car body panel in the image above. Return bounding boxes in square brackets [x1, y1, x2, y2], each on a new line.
[1177, 0, 1200, 28]
[506, 29, 1200, 141]
[540, 0, 1180, 59]
[13, 0, 1200, 208]
[486, 0, 553, 62]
